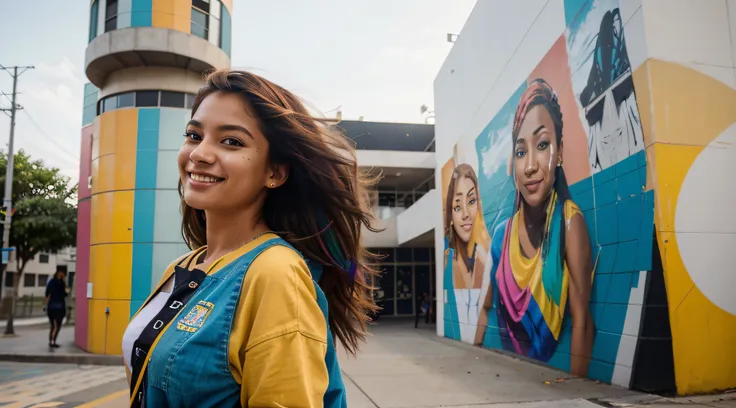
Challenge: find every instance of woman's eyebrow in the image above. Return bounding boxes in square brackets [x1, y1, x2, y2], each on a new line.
[186, 120, 255, 139]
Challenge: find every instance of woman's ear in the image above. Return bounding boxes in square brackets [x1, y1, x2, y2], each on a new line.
[267, 163, 289, 188]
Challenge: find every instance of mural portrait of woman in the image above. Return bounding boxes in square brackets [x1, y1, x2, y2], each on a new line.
[444, 164, 490, 290]
[478, 79, 596, 377]
[443, 162, 492, 345]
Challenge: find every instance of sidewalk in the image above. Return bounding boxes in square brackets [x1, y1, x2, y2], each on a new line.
[340, 319, 735, 408]
[0, 316, 49, 327]
[0, 318, 733, 408]
[0, 323, 121, 365]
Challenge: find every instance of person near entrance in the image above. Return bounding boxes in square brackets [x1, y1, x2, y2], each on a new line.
[44, 266, 67, 348]
[415, 291, 430, 328]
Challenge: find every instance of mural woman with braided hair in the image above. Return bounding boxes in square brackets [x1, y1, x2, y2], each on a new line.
[478, 79, 596, 377]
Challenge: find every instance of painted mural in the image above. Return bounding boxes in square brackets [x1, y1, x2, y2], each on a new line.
[566, 1, 644, 173]
[443, 0, 657, 387]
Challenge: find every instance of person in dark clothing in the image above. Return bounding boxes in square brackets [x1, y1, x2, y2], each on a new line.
[415, 291, 430, 328]
[45, 267, 67, 348]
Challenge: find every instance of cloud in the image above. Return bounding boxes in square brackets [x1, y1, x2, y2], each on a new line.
[34, 56, 85, 87]
[0, 57, 84, 183]
[480, 121, 512, 180]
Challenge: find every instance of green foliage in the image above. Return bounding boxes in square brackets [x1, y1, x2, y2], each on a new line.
[0, 149, 77, 274]
[0, 149, 75, 203]
[11, 196, 77, 272]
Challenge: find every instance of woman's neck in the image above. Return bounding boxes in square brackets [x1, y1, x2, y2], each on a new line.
[521, 198, 548, 250]
[521, 200, 546, 228]
[203, 208, 270, 262]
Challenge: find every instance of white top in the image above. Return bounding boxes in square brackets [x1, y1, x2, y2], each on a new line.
[122, 276, 174, 371]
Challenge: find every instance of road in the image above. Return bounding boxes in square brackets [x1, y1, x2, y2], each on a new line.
[1, 320, 734, 408]
[0, 362, 127, 407]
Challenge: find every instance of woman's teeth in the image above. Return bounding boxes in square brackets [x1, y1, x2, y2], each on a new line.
[190, 173, 221, 183]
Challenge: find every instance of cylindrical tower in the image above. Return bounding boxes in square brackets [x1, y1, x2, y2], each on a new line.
[75, 0, 233, 354]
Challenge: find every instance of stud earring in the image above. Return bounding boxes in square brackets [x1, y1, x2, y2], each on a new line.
[270, 182, 275, 187]
[557, 162, 562, 167]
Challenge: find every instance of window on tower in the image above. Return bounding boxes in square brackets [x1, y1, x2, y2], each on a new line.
[191, 2, 209, 40]
[96, 91, 198, 116]
[191, 0, 227, 51]
[105, 0, 118, 32]
[89, 0, 99, 42]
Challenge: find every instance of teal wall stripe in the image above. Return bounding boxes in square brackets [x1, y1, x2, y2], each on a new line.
[131, 108, 160, 317]
[82, 83, 99, 127]
[131, 0, 153, 27]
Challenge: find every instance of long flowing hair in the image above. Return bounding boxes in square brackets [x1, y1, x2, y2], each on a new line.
[444, 163, 481, 272]
[180, 69, 379, 354]
[510, 78, 572, 262]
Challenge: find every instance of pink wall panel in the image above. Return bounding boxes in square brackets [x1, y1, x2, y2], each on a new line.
[74, 125, 94, 350]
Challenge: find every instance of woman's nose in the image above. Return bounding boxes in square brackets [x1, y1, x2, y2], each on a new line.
[524, 153, 538, 177]
[190, 141, 215, 164]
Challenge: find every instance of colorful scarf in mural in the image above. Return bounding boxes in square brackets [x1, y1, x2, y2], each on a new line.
[495, 191, 581, 362]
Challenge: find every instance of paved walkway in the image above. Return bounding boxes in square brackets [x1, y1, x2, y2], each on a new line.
[342, 320, 641, 407]
[0, 318, 734, 407]
[0, 322, 85, 354]
[0, 362, 127, 407]
[0, 317, 49, 328]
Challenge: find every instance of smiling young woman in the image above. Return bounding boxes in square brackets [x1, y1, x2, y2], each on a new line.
[122, 69, 379, 408]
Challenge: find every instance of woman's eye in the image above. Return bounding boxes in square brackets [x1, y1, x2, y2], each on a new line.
[515, 149, 526, 157]
[468, 199, 476, 206]
[222, 138, 244, 147]
[183, 131, 202, 141]
[538, 141, 549, 150]
[454, 206, 461, 212]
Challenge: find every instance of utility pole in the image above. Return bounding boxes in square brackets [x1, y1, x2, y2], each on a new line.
[0, 64, 33, 335]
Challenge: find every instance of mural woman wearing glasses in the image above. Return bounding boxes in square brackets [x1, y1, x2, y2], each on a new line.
[480, 79, 595, 376]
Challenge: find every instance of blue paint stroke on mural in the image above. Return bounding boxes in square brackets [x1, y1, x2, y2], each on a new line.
[475, 81, 527, 234]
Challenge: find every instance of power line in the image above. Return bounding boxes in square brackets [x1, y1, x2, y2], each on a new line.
[21, 109, 80, 163]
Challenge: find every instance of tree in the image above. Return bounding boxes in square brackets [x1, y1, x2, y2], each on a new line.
[0, 150, 77, 335]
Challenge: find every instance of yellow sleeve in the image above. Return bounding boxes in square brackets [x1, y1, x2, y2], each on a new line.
[228, 245, 329, 407]
[565, 199, 583, 221]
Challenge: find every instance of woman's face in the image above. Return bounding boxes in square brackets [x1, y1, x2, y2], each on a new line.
[451, 175, 478, 243]
[178, 91, 282, 213]
[513, 105, 562, 209]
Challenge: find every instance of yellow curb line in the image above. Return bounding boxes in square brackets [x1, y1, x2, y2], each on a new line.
[75, 389, 128, 408]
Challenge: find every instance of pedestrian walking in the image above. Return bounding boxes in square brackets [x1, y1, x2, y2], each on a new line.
[122, 69, 378, 408]
[44, 266, 67, 348]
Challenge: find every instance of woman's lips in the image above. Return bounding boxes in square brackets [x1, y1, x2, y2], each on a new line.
[525, 179, 543, 193]
[461, 223, 473, 231]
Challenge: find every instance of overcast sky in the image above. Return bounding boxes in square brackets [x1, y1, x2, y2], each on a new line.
[0, 1, 475, 183]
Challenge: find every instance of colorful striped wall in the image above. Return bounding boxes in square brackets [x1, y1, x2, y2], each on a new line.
[88, 0, 233, 56]
[82, 106, 191, 355]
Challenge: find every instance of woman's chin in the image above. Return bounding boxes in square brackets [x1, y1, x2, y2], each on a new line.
[183, 195, 214, 212]
[455, 232, 471, 244]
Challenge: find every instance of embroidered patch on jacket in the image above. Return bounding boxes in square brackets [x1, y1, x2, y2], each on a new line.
[177, 301, 214, 332]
